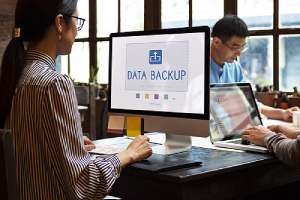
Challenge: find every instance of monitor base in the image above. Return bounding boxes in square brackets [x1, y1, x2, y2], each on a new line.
[152, 134, 192, 155]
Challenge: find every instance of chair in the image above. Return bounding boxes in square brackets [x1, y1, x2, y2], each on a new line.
[0, 129, 19, 200]
[96, 98, 108, 139]
[74, 84, 97, 140]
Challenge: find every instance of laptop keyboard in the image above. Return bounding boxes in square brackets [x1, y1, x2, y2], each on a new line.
[229, 139, 250, 145]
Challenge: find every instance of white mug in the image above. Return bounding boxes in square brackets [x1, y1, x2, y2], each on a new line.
[293, 111, 300, 128]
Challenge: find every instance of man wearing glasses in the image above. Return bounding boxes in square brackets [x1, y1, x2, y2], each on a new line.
[210, 15, 248, 84]
[210, 15, 299, 122]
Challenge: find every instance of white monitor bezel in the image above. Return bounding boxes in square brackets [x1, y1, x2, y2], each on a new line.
[108, 26, 210, 120]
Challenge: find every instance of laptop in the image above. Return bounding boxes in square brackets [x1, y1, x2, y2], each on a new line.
[210, 83, 268, 153]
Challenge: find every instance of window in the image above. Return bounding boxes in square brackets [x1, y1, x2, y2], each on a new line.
[161, 0, 189, 28]
[59, 42, 90, 83]
[58, 0, 144, 84]
[76, 0, 89, 38]
[58, 1, 223, 85]
[97, 0, 118, 83]
[58, 0, 89, 83]
[59, 1, 300, 91]
[97, 41, 109, 84]
[239, 36, 273, 86]
[97, 0, 118, 38]
[192, 0, 224, 28]
[238, 0, 300, 91]
[278, 0, 300, 91]
[121, 0, 144, 31]
[279, 35, 300, 91]
[238, 0, 273, 30]
[69, 42, 90, 83]
[238, 0, 274, 86]
[161, 0, 223, 29]
[279, 0, 300, 28]
[97, 0, 144, 84]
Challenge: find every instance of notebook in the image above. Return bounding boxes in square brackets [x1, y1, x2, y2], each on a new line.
[210, 83, 268, 153]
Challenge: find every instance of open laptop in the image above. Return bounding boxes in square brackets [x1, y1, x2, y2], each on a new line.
[210, 83, 268, 153]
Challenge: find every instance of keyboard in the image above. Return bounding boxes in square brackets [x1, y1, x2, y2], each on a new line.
[90, 137, 159, 155]
[228, 138, 250, 145]
[90, 144, 127, 154]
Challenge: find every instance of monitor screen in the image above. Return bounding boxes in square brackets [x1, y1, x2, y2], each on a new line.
[109, 27, 209, 119]
[210, 83, 262, 142]
[108, 27, 210, 154]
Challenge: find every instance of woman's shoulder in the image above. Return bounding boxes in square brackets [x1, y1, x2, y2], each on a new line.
[18, 61, 74, 92]
[50, 73, 74, 88]
[40, 69, 74, 89]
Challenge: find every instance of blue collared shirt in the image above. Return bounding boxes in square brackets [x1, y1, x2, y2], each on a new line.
[210, 58, 246, 84]
[210, 58, 263, 109]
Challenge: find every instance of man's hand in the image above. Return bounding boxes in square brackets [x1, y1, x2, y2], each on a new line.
[83, 136, 96, 151]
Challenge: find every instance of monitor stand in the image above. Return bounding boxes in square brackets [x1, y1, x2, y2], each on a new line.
[152, 134, 192, 155]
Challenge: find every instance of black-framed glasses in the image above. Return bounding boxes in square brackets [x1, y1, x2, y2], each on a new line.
[222, 41, 248, 53]
[63, 15, 86, 31]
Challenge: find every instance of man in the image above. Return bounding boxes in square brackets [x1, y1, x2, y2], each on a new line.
[210, 15, 248, 83]
[210, 15, 299, 122]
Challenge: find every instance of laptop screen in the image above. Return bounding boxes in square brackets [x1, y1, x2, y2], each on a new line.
[210, 83, 262, 142]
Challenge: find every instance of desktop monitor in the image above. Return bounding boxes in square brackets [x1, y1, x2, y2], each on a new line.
[108, 26, 210, 154]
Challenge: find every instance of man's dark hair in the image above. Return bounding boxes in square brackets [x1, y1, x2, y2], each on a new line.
[211, 15, 248, 43]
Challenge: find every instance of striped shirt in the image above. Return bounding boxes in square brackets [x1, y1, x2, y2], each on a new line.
[5, 50, 121, 199]
[264, 132, 300, 166]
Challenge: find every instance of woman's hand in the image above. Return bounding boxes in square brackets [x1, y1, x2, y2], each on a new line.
[83, 136, 96, 151]
[268, 124, 300, 139]
[117, 135, 152, 167]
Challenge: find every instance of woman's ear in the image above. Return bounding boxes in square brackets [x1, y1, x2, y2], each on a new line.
[55, 14, 64, 40]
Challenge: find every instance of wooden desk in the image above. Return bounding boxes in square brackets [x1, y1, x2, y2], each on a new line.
[110, 146, 300, 200]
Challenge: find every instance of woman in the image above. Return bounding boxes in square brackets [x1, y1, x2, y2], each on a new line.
[0, 0, 152, 199]
[243, 124, 300, 166]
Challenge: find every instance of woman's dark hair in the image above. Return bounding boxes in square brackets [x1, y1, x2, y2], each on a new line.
[0, 0, 78, 128]
[211, 15, 248, 43]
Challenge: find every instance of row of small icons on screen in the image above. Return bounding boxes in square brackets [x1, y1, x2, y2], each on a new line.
[136, 93, 170, 100]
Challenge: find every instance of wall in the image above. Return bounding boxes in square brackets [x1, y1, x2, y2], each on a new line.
[0, 0, 16, 62]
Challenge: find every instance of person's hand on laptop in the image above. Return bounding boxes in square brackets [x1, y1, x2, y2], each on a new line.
[83, 136, 96, 151]
[242, 125, 274, 147]
[268, 124, 300, 139]
[117, 135, 152, 167]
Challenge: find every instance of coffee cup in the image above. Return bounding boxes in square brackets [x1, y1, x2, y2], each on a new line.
[293, 111, 300, 127]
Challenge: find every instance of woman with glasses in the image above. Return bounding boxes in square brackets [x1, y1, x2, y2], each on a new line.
[0, 0, 152, 199]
